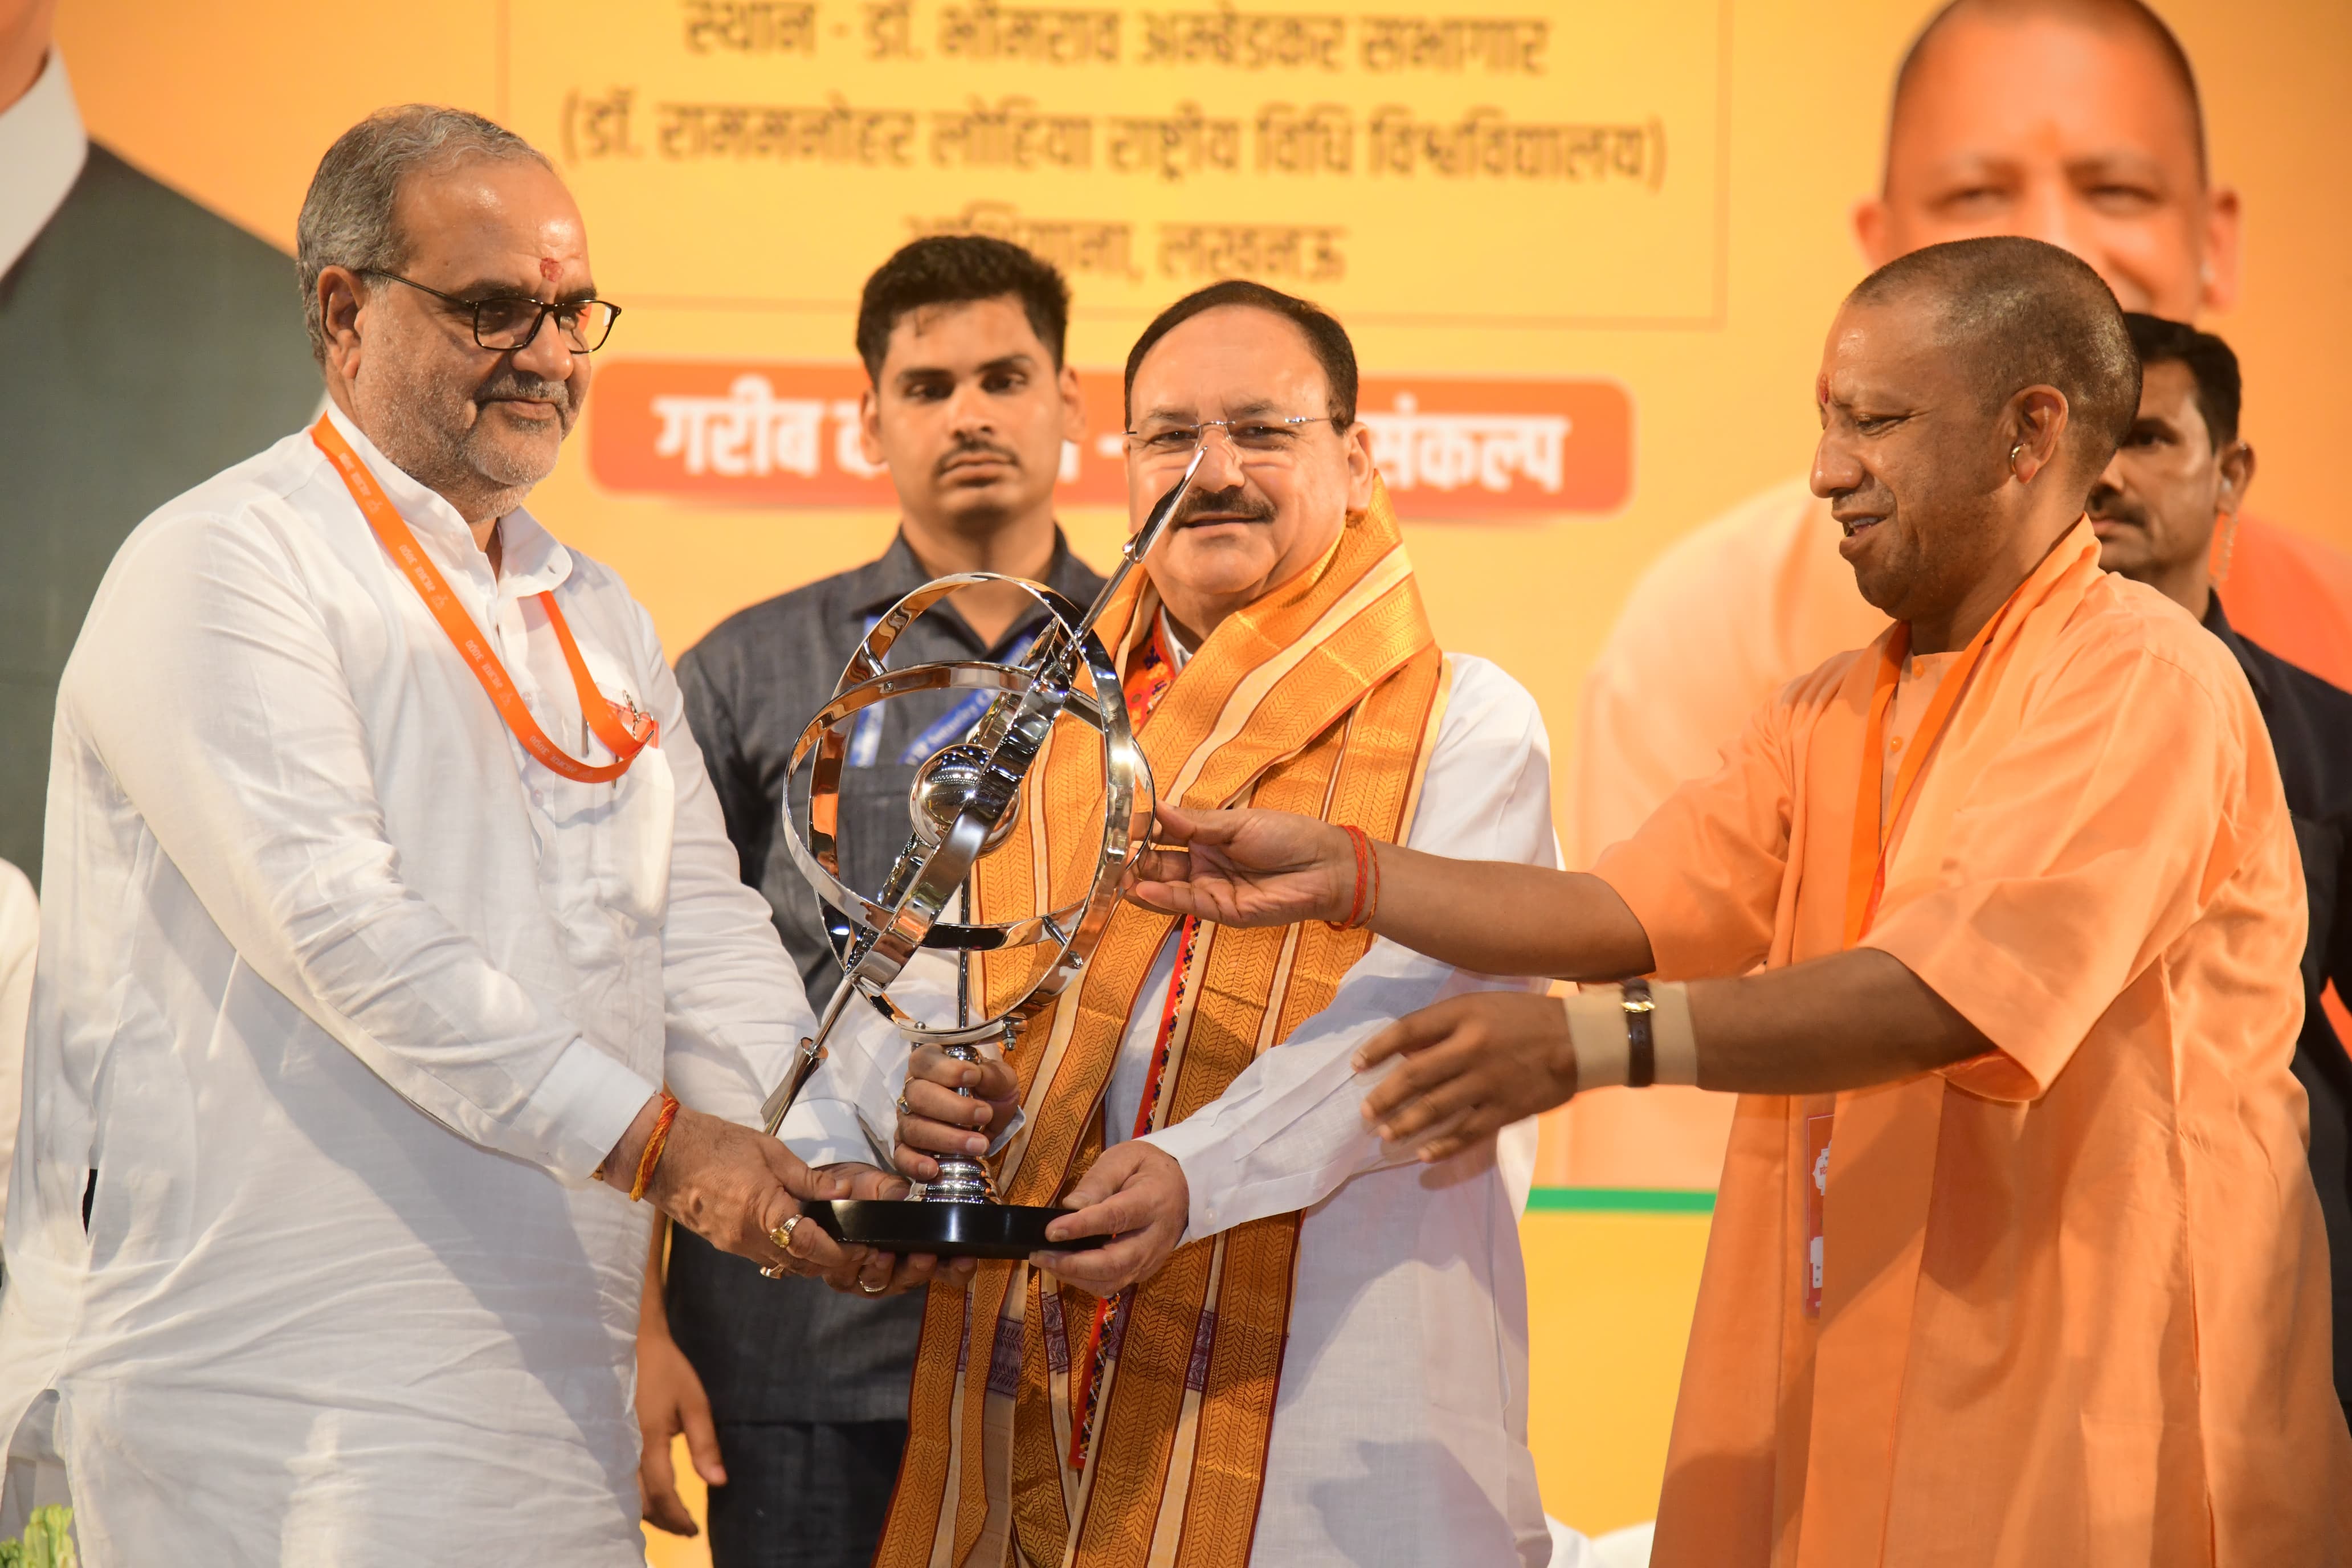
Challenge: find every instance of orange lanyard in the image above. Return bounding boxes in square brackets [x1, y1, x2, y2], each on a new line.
[1840, 602, 2012, 948]
[311, 415, 654, 785]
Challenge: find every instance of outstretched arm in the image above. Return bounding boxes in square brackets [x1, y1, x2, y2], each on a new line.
[1132, 802, 1655, 981]
[1354, 949, 1992, 1162]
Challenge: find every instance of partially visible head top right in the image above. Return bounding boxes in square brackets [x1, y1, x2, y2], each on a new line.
[1849, 235, 2141, 477]
[1866, 0, 2233, 321]
[1890, 0, 2205, 183]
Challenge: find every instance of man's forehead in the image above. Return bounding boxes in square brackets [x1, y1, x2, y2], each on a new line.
[1132, 308, 1328, 413]
[884, 296, 1047, 370]
[1821, 298, 1955, 391]
[395, 160, 590, 285]
[2136, 357, 2198, 410]
[1887, 7, 2202, 177]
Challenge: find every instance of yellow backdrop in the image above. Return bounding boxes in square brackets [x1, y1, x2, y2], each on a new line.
[52, 0, 2352, 1549]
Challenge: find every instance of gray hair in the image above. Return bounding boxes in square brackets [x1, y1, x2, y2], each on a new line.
[294, 105, 552, 367]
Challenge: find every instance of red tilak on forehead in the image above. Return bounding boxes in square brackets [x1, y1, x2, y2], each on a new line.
[538, 257, 560, 282]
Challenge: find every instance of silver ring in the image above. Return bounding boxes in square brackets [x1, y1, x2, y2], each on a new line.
[859, 1278, 887, 1295]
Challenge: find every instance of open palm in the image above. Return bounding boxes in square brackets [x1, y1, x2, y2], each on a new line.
[1128, 802, 1351, 927]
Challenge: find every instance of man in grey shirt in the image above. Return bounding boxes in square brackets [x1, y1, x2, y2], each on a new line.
[636, 235, 1104, 1568]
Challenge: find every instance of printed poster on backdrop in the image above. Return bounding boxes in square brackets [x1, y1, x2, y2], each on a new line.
[590, 362, 1630, 518]
[518, 0, 1726, 522]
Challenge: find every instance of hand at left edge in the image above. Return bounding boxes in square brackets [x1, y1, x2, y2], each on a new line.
[1031, 1140, 1189, 1299]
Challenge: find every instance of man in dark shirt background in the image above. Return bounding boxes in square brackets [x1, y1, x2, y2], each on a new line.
[635, 235, 1104, 1567]
[2091, 312, 2352, 1428]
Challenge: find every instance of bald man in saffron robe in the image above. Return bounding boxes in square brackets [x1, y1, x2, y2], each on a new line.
[1565, 0, 2352, 1190]
[1140, 236, 2352, 1565]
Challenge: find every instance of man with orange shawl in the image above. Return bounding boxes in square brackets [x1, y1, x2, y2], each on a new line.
[1137, 239, 2352, 1565]
[775, 279, 1561, 1567]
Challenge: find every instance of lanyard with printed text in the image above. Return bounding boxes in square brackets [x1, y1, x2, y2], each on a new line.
[311, 415, 655, 784]
[1840, 597, 2015, 948]
[1814, 592, 2014, 1317]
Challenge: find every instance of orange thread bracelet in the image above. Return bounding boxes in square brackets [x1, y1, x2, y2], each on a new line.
[630, 1089, 682, 1203]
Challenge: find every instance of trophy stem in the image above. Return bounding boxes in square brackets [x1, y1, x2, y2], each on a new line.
[922, 1040, 1001, 1205]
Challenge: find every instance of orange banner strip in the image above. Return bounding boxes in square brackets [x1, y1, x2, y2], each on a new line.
[310, 415, 652, 785]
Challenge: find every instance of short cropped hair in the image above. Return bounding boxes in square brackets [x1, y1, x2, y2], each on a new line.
[1849, 235, 2141, 473]
[1123, 280, 1359, 427]
[854, 236, 1072, 379]
[2123, 312, 2241, 449]
[295, 105, 552, 368]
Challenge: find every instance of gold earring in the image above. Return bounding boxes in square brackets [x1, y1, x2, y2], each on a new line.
[2009, 442, 2024, 468]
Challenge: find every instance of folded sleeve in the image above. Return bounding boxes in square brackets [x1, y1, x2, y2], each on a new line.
[67, 513, 652, 1185]
[1865, 640, 2256, 1100]
[1590, 687, 1799, 981]
[1144, 655, 1558, 1242]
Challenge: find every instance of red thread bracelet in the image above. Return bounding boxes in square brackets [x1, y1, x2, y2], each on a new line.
[1326, 824, 1377, 931]
[629, 1089, 681, 1203]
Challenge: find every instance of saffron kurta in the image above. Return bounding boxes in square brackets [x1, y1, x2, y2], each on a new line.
[1562, 479, 2352, 1192]
[1594, 521, 2352, 1566]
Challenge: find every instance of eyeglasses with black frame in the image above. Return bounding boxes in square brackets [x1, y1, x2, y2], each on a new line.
[361, 269, 623, 353]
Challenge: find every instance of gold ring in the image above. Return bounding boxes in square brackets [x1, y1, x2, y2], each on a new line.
[859, 1279, 887, 1295]
[761, 1261, 790, 1280]
[896, 1093, 913, 1118]
[769, 1214, 803, 1253]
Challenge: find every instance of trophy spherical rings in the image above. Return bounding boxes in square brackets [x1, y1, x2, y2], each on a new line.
[910, 742, 1022, 854]
[763, 571, 1148, 1258]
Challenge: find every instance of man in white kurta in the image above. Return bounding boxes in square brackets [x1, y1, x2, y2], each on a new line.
[0, 107, 895, 1563]
[783, 282, 1564, 1567]
[793, 655, 1555, 1566]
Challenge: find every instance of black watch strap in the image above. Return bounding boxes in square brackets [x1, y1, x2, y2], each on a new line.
[1621, 978, 1657, 1089]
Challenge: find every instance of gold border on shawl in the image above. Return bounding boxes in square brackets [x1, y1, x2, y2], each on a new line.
[872, 1283, 978, 1568]
[1069, 1228, 1222, 1562]
[1142, 1232, 1229, 1568]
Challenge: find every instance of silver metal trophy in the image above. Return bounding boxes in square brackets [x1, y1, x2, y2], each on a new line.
[760, 451, 1207, 1257]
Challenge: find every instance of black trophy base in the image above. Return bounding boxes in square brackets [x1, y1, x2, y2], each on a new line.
[803, 1198, 1109, 1260]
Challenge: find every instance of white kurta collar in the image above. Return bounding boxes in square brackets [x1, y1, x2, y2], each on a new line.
[1157, 606, 1194, 671]
[0, 50, 89, 279]
[320, 401, 574, 598]
[495, 505, 572, 600]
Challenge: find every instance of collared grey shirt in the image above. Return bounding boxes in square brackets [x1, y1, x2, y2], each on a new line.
[667, 529, 1105, 1423]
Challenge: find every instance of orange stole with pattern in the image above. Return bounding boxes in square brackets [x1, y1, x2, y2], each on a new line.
[874, 480, 1448, 1568]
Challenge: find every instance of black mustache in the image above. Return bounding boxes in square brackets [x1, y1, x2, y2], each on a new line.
[936, 439, 1021, 477]
[1174, 484, 1276, 525]
[1827, 484, 1897, 535]
[476, 372, 571, 409]
[2084, 485, 2143, 528]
